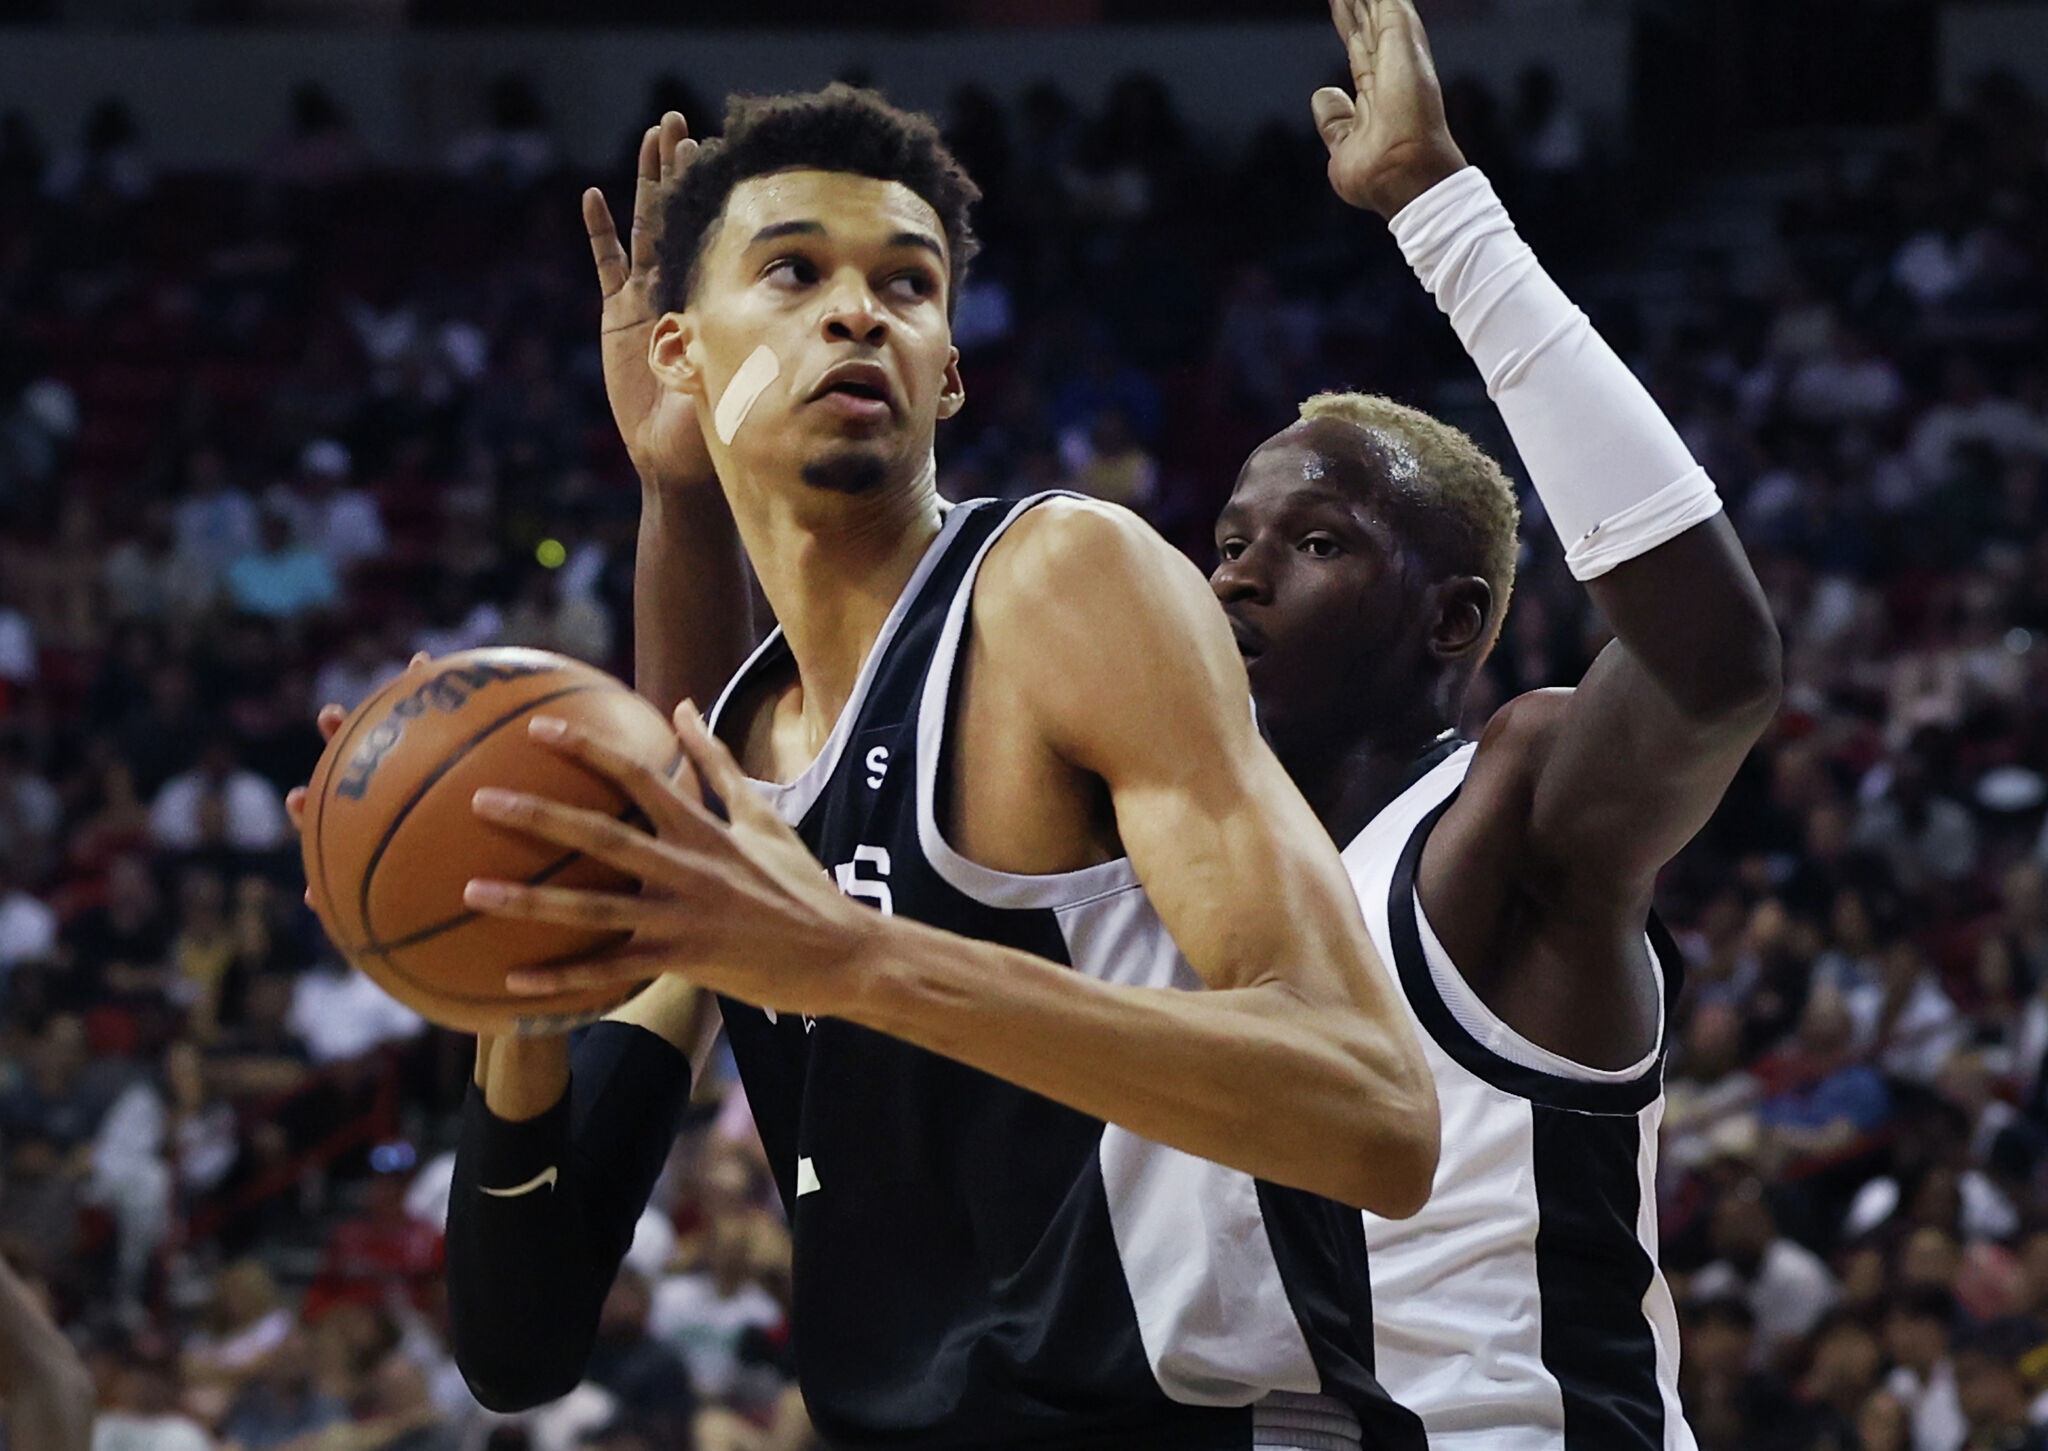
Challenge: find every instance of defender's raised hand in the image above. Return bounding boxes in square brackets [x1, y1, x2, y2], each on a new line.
[1312, 0, 1467, 218]
[586, 111, 713, 491]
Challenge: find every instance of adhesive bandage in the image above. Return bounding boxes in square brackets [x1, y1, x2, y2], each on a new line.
[714, 344, 782, 445]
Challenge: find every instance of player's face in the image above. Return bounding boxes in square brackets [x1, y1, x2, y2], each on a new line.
[1211, 425, 1433, 752]
[681, 169, 964, 496]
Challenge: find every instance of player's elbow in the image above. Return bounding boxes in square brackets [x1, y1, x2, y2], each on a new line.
[457, 1346, 585, 1415]
[1338, 1079, 1441, 1218]
[1682, 605, 1784, 732]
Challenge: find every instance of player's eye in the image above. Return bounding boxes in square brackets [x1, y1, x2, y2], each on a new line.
[885, 270, 937, 302]
[1217, 537, 1247, 561]
[1300, 533, 1343, 559]
[764, 256, 819, 288]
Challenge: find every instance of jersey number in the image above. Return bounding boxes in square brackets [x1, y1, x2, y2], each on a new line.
[833, 845, 893, 916]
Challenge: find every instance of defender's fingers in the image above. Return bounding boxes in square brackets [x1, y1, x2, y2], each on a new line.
[656, 111, 691, 179]
[585, 187, 629, 298]
[1311, 87, 1358, 149]
[637, 121, 661, 182]
[525, 714, 700, 838]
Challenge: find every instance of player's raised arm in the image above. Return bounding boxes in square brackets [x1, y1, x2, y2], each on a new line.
[593, 110, 756, 717]
[1318, 0, 1781, 899]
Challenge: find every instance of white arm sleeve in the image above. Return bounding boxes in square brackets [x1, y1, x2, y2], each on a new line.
[1388, 167, 1723, 581]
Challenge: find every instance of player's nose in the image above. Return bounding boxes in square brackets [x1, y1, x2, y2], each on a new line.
[821, 276, 888, 347]
[1210, 548, 1272, 605]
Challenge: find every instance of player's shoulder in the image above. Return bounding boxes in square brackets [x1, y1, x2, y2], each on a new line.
[1459, 686, 1576, 803]
[981, 495, 1183, 592]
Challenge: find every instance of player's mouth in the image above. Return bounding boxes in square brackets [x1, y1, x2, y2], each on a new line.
[807, 362, 897, 423]
[1226, 613, 1265, 662]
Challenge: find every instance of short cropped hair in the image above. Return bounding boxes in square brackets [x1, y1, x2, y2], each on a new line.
[656, 85, 981, 315]
[1299, 392, 1522, 641]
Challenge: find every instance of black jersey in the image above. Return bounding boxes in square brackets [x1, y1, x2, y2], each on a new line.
[705, 495, 1426, 1451]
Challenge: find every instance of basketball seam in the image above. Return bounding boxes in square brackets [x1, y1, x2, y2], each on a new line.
[310, 667, 423, 947]
[355, 682, 595, 959]
[354, 801, 654, 954]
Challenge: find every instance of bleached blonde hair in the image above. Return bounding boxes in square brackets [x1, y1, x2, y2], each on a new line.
[1298, 391, 1521, 643]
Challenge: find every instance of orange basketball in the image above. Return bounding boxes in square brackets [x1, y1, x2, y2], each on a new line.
[300, 647, 682, 1036]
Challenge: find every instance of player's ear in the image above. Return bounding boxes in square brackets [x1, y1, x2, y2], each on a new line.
[649, 313, 704, 398]
[1429, 576, 1492, 661]
[937, 347, 966, 421]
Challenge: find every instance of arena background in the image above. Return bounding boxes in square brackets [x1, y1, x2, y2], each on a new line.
[2, 1, 2048, 1448]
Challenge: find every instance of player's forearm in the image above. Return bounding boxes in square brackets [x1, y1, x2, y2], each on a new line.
[1390, 168, 1780, 723]
[449, 1022, 693, 1411]
[634, 481, 754, 718]
[839, 916, 1438, 1215]
[0, 1264, 93, 1451]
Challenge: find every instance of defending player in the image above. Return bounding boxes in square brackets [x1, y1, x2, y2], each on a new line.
[1207, 2, 1778, 1446]
[441, 85, 1438, 1451]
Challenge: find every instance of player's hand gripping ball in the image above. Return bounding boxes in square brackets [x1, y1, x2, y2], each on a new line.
[299, 648, 683, 1035]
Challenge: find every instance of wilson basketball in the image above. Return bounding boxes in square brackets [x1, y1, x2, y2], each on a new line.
[300, 647, 683, 1036]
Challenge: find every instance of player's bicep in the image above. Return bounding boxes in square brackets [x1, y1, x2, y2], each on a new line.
[985, 503, 1370, 1002]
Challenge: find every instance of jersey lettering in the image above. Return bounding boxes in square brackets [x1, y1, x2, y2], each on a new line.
[865, 745, 891, 789]
[833, 845, 893, 915]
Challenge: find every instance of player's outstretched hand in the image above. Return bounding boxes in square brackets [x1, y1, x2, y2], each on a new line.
[461, 703, 878, 1017]
[589, 111, 713, 493]
[1312, 0, 1468, 218]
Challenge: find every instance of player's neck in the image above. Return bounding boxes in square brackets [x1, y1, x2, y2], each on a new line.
[727, 459, 944, 741]
[1285, 721, 1458, 848]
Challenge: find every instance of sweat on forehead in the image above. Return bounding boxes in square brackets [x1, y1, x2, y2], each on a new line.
[1271, 417, 1426, 502]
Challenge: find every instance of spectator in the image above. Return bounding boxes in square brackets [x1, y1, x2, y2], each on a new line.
[1884, 1288, 1967, 1451]
[89, 1344, 207, 1451]
[169, 449, 258, 585]
[1693, 1177, 1841, 1368]
[582, 1271, 696, 1449]
[223, 508, 339, 623]
[216, 1330, 345, 1451]
[0, 853, 56, 978]
[265, 441, 386, 577]
[146, 741, 289, 859]
[652, 1216, 785, 1407]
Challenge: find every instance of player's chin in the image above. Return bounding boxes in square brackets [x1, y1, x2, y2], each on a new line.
[799, 441, 896, 496]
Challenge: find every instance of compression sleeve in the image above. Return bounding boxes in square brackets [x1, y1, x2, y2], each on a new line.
[1388, 166, 1722, 580]
[447, 1020, 694, 1411]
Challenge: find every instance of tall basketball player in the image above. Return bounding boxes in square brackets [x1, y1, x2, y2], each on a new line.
[439, 84, 1439, 1451]
[1207, 3, 1778, 1448]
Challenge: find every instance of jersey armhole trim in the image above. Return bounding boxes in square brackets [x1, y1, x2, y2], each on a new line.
[1388, 791, 1676, 1116]
[912, 493, 1144, 911]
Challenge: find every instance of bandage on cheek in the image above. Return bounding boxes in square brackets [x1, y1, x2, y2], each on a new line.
[713, 344, 782, 445]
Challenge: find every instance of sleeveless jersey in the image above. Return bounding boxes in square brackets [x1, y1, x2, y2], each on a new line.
[706, 496, 1426, 1451]
[1346, 742, 1697, 1451]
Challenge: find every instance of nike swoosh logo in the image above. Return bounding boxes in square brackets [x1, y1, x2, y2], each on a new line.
[479, 1166, 558, 1198]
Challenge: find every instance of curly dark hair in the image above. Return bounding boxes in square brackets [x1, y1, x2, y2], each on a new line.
[655, 85, 981, 316]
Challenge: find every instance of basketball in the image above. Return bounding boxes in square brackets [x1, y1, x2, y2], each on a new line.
[299, 647, 683, 1036]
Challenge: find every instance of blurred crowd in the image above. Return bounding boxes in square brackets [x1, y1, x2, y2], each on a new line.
[0, 47, 2043, 1451]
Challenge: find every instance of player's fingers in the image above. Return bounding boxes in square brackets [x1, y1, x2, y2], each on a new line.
[637, 121, 661, 182]
[630, 131, 666, 272]
[525, 714, 698, 838]
[317, 703, 346, 741]
[585, 187, 630, 298]
[504, 947, 674, 998]
[1311, 87, 1358, 149]
[671, 700, 760, 822]
[285, 785, 308, 832]
[656, 111, 691, 179]
[468, 788, 681, 882]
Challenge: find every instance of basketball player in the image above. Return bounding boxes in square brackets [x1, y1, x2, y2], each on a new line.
[1203, 3, 1778, 1448]
[561, 4, 1778, 1448]
[439, 83, 1440, 1451]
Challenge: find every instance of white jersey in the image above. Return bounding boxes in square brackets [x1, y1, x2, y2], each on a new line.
[1348, 742, 1696, 1451]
